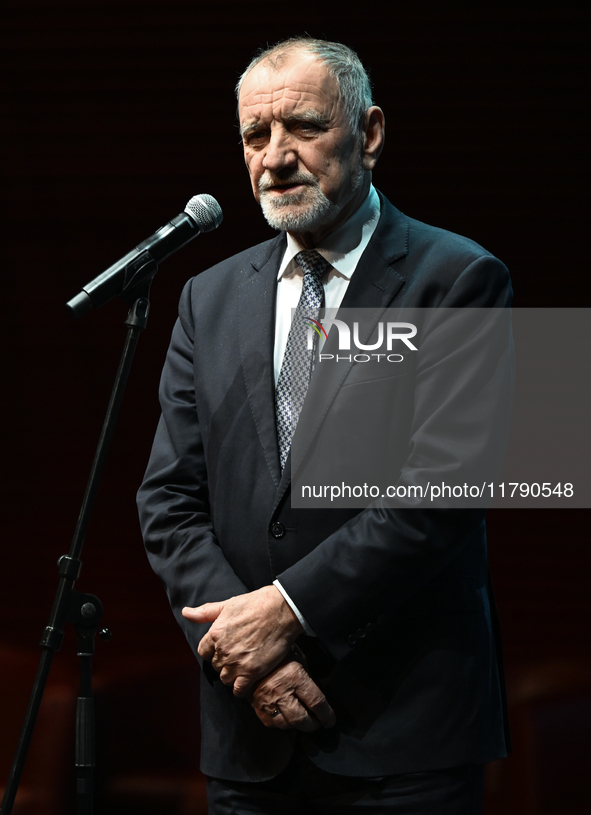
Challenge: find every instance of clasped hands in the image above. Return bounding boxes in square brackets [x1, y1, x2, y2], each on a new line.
[182, 586, 335, 732]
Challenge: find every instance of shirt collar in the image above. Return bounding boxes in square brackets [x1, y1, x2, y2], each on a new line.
[277, 185, 381, 281]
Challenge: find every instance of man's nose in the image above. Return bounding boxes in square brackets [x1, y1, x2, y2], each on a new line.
[262, 130, 297, 172]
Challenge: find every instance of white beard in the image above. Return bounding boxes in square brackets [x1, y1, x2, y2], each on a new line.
[258, 164, 363, 234]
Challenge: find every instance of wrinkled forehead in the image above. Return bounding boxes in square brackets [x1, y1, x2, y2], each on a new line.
[238, 52, 343, 125]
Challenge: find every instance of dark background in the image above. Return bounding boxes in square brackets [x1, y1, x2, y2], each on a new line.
[1, 2, 589, 813]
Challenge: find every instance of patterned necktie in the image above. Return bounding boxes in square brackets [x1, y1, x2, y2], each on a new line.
[275, 250, 329, 471]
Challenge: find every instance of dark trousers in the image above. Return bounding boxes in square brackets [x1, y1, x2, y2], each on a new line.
[206, 749, 485, 814]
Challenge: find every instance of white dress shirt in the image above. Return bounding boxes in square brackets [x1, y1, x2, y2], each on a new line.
[273, 186, 381, 634]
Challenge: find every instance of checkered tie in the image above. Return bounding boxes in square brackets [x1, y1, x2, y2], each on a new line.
[275, 250, 329, 471]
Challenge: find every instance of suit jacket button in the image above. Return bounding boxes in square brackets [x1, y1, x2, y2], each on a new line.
[270, 522, 286, 539]
[347, 634, 358, 647]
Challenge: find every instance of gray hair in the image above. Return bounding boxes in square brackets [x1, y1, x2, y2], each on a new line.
[236, 37, 374, 135]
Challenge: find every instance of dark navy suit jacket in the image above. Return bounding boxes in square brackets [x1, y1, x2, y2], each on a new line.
[137, 193, 512, 781]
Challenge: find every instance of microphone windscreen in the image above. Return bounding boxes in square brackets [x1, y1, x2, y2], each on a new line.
[185, 194, 223, 232]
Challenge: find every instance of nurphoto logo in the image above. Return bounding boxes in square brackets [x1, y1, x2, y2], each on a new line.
[305, 317, 418, 363]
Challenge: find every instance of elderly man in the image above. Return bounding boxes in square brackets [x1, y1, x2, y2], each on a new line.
[137, 37, 511, 814]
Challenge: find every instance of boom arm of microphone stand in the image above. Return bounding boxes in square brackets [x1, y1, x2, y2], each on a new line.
[67, 252, 158, 319]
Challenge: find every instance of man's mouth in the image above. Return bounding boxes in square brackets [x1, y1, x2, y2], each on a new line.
[262, 181, 307, 194]
[259, 173, 316, 195]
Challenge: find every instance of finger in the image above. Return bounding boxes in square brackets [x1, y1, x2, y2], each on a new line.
[253, 707, 289, 730]
[211, 648, 230, 671]
[219, 667, 235, 686]
[262, 708, 292, 731]
[271, 693, 320, 733]
[302, 695, 336, 729]
[293, 671, 336, 728]
[252, 707, 273, 727]
[197, 632, 216, 661]
[232, 673, 259, 698]
[182, 602, 224, 623]
[220, 666, 264, 692]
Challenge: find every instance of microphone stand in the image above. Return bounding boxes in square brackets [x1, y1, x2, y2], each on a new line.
[1, 284, 153, 815]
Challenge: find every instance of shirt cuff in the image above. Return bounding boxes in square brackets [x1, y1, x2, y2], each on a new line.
[273, 579, 316, 637]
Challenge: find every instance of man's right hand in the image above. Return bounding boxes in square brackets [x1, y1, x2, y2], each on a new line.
[250, 657, 336, 733]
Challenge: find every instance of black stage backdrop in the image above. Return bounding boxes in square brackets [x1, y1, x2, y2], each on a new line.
[1, 3, 589, 813]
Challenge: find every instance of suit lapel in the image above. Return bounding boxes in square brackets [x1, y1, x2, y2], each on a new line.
[284, 195, 410, 486]
[237, 235, 286, 488]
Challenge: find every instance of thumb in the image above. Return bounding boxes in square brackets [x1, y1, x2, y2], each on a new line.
[182, 602, 224, 623]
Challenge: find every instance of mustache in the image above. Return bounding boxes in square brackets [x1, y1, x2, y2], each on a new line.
[258, 171, 319, 193]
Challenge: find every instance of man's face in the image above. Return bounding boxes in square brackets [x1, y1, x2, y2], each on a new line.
[238, 51, 369, 244]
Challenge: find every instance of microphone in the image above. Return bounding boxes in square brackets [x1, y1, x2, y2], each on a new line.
[66, 194, 223, 318]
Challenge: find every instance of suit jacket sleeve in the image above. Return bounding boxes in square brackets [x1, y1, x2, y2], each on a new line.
[137, 276, 249, 659]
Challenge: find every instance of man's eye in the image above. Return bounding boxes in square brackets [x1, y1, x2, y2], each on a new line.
[244, 131, 267, 145]
[294, 121, 326, 135]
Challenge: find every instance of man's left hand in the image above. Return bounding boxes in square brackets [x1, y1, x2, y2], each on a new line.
[250, 657, 336, 732]
[182, 585, 304, 697]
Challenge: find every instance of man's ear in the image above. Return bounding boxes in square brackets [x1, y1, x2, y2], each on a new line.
[361, 107, 385, 170]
